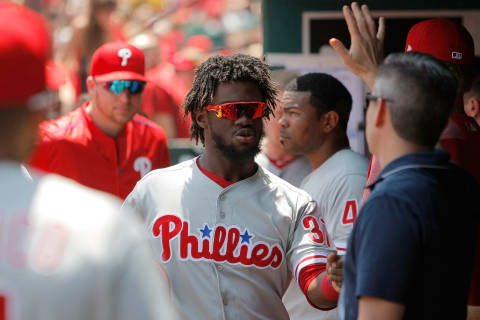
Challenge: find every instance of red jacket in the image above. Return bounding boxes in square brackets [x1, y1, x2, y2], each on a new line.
[29, 102, 170, 199]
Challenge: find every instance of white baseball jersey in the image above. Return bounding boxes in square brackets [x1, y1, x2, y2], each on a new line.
[283, 149, 369, 320]
[0, 161, 176, 320]
[255, 153, 312, 187]
[123, 157, 336, 320]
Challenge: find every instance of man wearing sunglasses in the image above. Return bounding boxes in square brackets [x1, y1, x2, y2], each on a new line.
[123, 53, 342, 319]
[29, 41, 170, 199]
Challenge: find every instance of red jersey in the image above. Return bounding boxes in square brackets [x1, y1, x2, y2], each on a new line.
[439, 112, 480, 183]
[29, 102, 170, 199]
[440, 113, 480, 306]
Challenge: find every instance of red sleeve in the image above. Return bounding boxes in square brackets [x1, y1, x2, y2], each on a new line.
[28, 138, 52, 172]
[158, 142, 170, 168]
[440, 138, 464, 165]
[297, 263, 336, 311]
[152, 126, 170, 168]
[361, 155, 381, 204]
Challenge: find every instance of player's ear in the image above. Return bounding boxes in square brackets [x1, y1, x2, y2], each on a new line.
[465, 97, 480, 117]
[86, 76, 96, 95]
[322, 111, 339, 133]
[196, 109, 208, 129]
[374, 99, 388, 128]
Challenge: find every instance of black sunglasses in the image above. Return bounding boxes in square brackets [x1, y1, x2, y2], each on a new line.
[364, 93, 394, 112]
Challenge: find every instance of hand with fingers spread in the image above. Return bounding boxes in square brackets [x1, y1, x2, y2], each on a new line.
[329, 2, 385, 91]
[327, 252, 344, 293]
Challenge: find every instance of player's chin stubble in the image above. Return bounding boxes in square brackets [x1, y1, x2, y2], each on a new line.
[211, 129, 264, 162]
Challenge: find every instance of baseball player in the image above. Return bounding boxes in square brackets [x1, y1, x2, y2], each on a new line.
[123, 53, 341, 319]
[256, 70, 312, 187]
[0, 3, 176, 320]
[29, 40, 170, 199]
[279, 73, 369, 320]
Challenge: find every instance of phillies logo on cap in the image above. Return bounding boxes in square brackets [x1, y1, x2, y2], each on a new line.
[118, 48, 132, 66]
[90, 41, 147, 82]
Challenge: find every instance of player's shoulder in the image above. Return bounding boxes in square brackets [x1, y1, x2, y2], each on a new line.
[325, 149, 369, 176]
[35, 173, 122, 220]
[131, 114, 168, 140]
[259, 165, 313, 202]
[135, 157, 194, 187]
[32, 173, 145, 262]
[254, 152, 269, 168]
[38, 107, 86, 141]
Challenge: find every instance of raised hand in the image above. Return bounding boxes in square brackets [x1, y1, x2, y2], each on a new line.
[329, 2, 385, 91]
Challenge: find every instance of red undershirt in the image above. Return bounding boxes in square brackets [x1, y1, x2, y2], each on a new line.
[196, 159, 234, 188]
[266, 155, 298, 170]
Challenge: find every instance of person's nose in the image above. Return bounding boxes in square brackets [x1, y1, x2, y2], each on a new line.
[235, 113, 255, 126]
[278, 113, 288, 128]
[117, 90, 131, 104]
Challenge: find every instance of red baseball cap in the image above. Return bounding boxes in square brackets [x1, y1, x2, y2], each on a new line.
[0, 2, 50, 106]
[405, 18, 474, 65]
[91, 41, 147, 82]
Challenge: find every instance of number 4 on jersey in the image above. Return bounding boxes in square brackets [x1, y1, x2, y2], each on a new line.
[0, 290, 16, 320]
[1, 295, 6, 320]
[342, 200, 358, 225]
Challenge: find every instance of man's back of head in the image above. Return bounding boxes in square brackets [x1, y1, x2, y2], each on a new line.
[0, 2, 51, 161]
[375, 52, 457, 147]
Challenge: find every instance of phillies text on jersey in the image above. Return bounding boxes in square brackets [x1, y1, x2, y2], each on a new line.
[152, 215, 284, 268]
[123, 158, 336, 320]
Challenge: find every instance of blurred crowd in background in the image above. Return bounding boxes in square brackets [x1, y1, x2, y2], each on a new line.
[17, 0, 262, 139]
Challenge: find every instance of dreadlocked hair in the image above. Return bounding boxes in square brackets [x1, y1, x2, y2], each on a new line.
[183, 53, 278, 145]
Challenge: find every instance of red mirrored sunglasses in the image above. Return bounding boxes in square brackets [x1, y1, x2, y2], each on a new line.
[204, 101, 266, 120]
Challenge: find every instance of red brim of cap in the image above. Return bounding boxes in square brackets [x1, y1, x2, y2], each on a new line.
[93, 71, 147, 82]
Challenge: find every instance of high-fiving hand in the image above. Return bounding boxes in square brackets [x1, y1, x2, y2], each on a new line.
[329, 2, 385, 91]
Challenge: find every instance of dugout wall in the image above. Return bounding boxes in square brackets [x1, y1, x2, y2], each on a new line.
[262, 0, 480, 155]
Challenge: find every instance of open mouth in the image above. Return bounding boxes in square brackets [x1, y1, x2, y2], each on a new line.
[235, 128, 256, 143]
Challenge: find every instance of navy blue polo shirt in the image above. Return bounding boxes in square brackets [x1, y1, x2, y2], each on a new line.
[339, 151, 479, 320]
